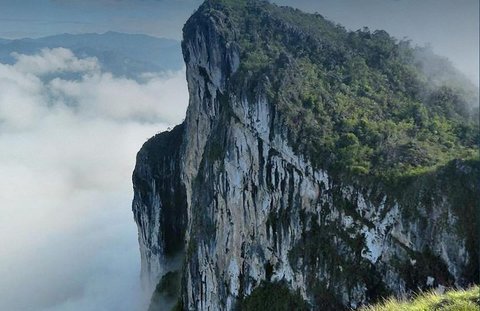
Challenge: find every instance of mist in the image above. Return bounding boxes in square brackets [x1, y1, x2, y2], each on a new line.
[0, 48, 188, 311]
[273, 0, 479, 87]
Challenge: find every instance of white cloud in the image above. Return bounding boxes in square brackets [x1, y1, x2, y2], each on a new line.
[12, 47, 99, 75]
[0, 48, 188, 311]
[0, 48, 188, 131]
[48, 70, 187, 123]
[0, 64, 47, 130]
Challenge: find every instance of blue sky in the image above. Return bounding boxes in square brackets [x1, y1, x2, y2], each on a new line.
[0, 0, 477, 84]
[0, 0, 203, 39]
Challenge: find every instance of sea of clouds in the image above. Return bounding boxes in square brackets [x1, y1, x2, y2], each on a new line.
[0, 48, 188, 311]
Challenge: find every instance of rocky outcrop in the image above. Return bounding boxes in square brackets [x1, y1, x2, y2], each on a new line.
[133, 124, 187, 288]
[132, 1, 479, 309]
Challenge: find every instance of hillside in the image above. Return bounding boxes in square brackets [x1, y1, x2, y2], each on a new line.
[132, 0, 479, 310]
[188, 0, 479, 180]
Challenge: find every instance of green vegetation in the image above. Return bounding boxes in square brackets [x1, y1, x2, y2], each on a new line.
[195, 0, 479, 181]
[148, 271, 181, 311]
[156, 271, 181, 299]
[361, 286, 480, 311]
[170, 300, 183, 311]
[237, 281, 310, 311]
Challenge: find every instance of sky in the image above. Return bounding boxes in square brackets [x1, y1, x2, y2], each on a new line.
[0, 1, 478, 311]
[0, 0, 477, 84]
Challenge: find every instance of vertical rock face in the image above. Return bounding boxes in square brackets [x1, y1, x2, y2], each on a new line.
[133, 1, 479, 309]
[133, 124, 187, 288]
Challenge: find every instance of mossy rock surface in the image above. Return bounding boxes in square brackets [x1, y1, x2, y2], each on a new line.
[237, 281, 310, 311]
[148, 271, 181, 311]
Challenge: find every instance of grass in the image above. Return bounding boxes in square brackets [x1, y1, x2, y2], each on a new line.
[361, 286, 480, 311]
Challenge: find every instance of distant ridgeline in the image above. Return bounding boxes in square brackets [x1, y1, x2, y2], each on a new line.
[0, 32, 183, 78]
[133, 1, 480, 310]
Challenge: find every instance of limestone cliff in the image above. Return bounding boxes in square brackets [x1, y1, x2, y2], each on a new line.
[132, 1, 479, 310]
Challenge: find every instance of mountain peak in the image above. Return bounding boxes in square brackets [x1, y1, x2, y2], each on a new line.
[137, 2, 479, 310]
[185, 0, 478, 178]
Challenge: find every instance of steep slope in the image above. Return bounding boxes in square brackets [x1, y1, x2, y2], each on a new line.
[132, 0, 479, 310]
[133, 124, 187, 287]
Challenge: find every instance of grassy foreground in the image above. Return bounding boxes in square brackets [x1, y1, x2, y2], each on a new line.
[361, 287, 480, 311]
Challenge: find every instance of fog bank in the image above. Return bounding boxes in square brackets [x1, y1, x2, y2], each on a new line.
[0, 48, 188, 311]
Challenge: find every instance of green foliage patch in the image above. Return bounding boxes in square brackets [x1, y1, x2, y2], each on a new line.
[197, 0, 479, 182]
[237, 281, 310, 311]
[148, 271, 181, 311]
